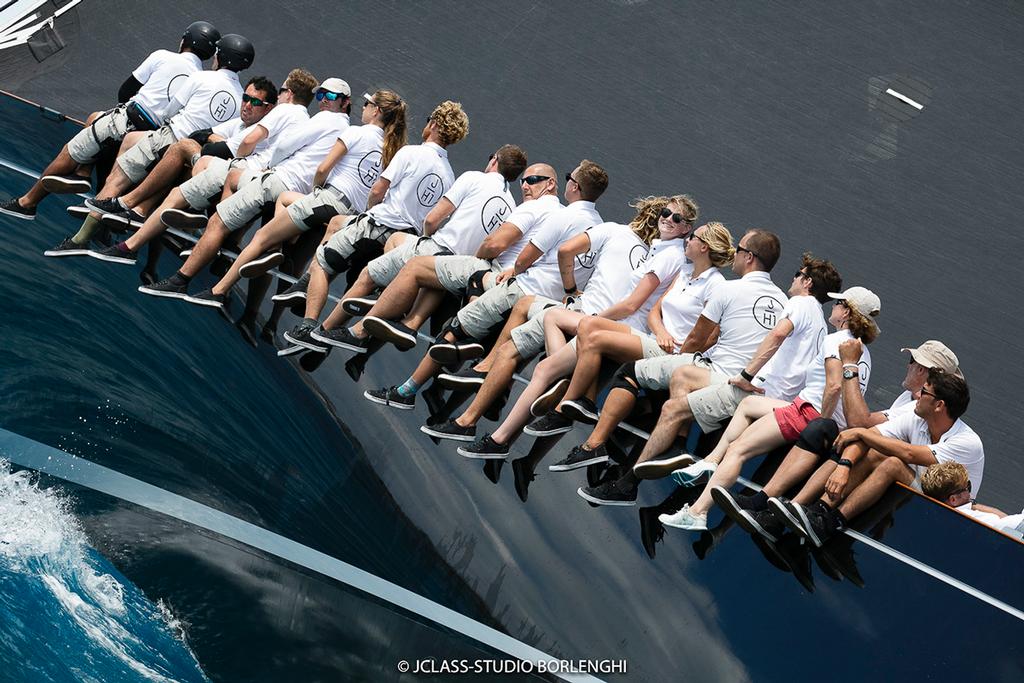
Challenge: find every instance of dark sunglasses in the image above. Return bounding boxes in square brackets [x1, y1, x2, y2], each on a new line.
[794, 270, 809, 280]
[316, 90, 344, 101]
[363, 98, 377, 108]
[279, 86, 291, 94]
[565, 172, 580, 186]
[522, 175, 551, 185]
[687, 230, 708, 245]
[919, 387, 939, 399]
[488, 152, 496, 163]
[736, 245, 763, 262]
[242, 93, 270, 107]
[660, 207, 689, 225]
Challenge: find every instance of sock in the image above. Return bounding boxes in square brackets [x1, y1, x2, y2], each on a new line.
[396, 378, 421, 397]
[169, 270, 191, 286]
[71, 215, 100, 244]
[750, 490, 769, 511]
[115, 241, 133, 254]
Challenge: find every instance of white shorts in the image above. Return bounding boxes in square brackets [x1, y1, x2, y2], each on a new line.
[434, 254, 497, 294]
[116, 124, 177, 183]
[455, 279, 528, 339]
[216, 170, 290, 231]
[316, 213, 410, 275]
[509, 297, 583, 359]
[687, 381, 756, 433]
[67, 105, 130, 164]
[287, 186, 355, 232]
[633, 353, 723, 391]
[366, 236, 449, 287]
[179, 156, 239, 209]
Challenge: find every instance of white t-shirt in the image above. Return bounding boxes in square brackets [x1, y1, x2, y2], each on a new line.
[165, 69, 244, 139]
[245, 102, 309, 169]
[432, 171, 516, 256]
[876, 411, 985, 496]
[130, 49, 202, 123]
[369, 142, 455, 233]
[700, 271, 787, 377]
[492, 194, 564, 270]
[797, 329, 872, 427]
[325, 124, 385, 213]
[269, 111, 350, 194]
[514, 200, 602, 299]
[883, 390, 916, 419]
[759, 295, 828, 402]
[659, 267, 725, 346]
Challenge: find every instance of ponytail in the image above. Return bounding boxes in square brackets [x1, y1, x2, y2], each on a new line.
[373, 89, 407, 168]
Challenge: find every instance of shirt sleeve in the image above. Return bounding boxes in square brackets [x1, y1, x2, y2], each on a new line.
[644, 246, 683, 283]
[442, 171, 476, 208]
[163, 71, 198, 120]
[380, 145, 412, 183]
[211, 119, 239, 138]
[131, 50, 162, 83]
[268, 114, 321, 167]
[875, 411, 916, 441]
[700, 281, 730, 324]
[584, 223, 615, 253]
[932, 431, 985, 470]
[253, 105, 288, 139]
[337, 124, 362, 148]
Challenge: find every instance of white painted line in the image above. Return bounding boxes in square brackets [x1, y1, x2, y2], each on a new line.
[886, 88, 924, 110]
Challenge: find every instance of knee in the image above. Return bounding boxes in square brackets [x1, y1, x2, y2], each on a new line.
[576, 315, 599, 338]
[497, 342, 520, 364]
[668, 369, 691, 395]
[610, 362, 640, 397]
[325, 215, 347, 235]
[513, 296, 534, 315]
[795, 418, 839, 460]
[879, 456, 912, 482]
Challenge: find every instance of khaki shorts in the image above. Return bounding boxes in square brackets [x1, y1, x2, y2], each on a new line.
[366, 236, 448, 287]
[67, 105, 131, 164]
[455, 278, 527, 339]
[179, 157, 239, 209]
[634, 353, 724, 391]
[510, 296, 583, 359]
[216, 170, 290, 231]
[316, 213, 408, 275]
[434, 254, 496, 294]
[687, 380, 755, 433]
[116, 124, 177, 183]
[287, 186, 354, 232]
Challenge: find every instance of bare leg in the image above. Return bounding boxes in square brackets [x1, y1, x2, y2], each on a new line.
[120, 140, 199, 208]
[454, 342, 522, 427]
[835, 456, 915, 519]
[211, 216, 304, 295]
[761, 445, 830, 498]
[632, 365, 712, 466]
[124, 187, 190, 251]
[584, 388, 638, 448]
[361, 256, 442, 323]
[302, 258, 333, 320]
[473, 296, 534, 373]
[326, 267, 379, 329]
[702, 395, 781, 465]
[21, 145, 82, 207]
[560, 316, 642, 405]
[492, 344, 578, 443]
[179, 213, 233, 278]
[399, 288, 445, 330]
[793, 443, 876, 505]
[542, 308, 586, 356]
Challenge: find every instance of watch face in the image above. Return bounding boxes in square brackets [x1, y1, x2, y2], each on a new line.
[843, 368, 857, 379]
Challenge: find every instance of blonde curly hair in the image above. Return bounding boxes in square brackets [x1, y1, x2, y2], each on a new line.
[429, 100, 469, 147]
[627, 195, 669, 245]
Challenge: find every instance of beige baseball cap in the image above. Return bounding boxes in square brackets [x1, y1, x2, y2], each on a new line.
[827, 286, 881, 317]
[318, 77, 351, 96]
[902, 340, 964, 378]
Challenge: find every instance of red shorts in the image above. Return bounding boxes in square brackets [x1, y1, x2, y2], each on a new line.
[773, 398, 822, 442]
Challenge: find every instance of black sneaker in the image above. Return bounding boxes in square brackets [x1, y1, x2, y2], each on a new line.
[88, 243, 136, 265]
[712, 486, 783, 543]
[420, 419, 476, 442]
[99, 209, 145, 231]
[577, 478, 638, 507]
[548, 443, 610, 472]
[271, 273, 310, 303]
[769, 498, 838, 548]
[282, 319, 328, 352]
[0, 198, 35, 220]
[523, 410, 573, 437]
[632, 452, 698, 480]
[40, 174, 91, 194]
[310, 326, 368, 353]
[561, 397, 599, 424]
[239, 251, 284, 278]
[437, 367, 487, 391]
[428, 340, 485, 365]
[183, 288, 227, 309]
[161, 207, 208, 231]
[529, 378, 570, 417]
[341, 296, 378, 316]
[43, 236, 89, 257]
[457, 434, 510, 459]
[364, 386, 415, 410]
[362, 316, 418, 351]
[66, 204, 90, 219]
[85, 196, 126, 216]
[138, 277, 189, 300]
[816, 536, 864, 588]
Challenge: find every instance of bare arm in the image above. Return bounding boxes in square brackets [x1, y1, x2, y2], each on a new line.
[817, 357, 843, 421]
[679, 315, 719, 354]
[973, 503, 1008, 517]
[743, 319, 794, 376]
[844, 427, 938, 466]
[556, 232, 592, 294]
[596, 272, 660, 321]
[235, 123, 271, 160]
[366, 176, 390, 210]
[313, 139, 349, 189]
[475, 222, 523, 260]
[423, 197, 456, 236]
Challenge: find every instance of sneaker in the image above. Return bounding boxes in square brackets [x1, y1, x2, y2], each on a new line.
[437, 368, 487, 391]
[282, 319, 328, 353]
[670, 459, 716, 487]
[362, 316, 418, 351]
[529, 378, 570, 417]
[658, 504, 709, 531]
[310, 326, 368, 353]
[276, 344, 306, 357]
[633, 452, 698, 480]
[239, 251, 284, 278]
[184, 288, 227, 309]
[577, 478, 638, 507]
[523, 410, 573, 437]
[341, 296, 378, 316]
[457, 434, 510, 459]
[769, 497, 837, 548]
[43, 236, 89, 257]
[85, 196, 126, 216]
[88, 243, 136, 265]
[66, 204, 90, 218]
[428, 340, 485, 365]
[815, 536, 864, 588]
[711, 486, 783, 543]
[99, 207, 144, 229]
[271, 273, 310, 303]
[138, 277, 189, 300]
[364, 386, 415, 410]
[561, 397, 599, 424]
[420, 419, 476, 442]
[161, 207, 208, 231]
[548, 443, 610, 472]
[41, 174, 91, 194]
[0, 198, 35, 220]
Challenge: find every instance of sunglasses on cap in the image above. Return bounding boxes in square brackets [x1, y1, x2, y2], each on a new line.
[316, 90, 345, 101]
[660, 207, 689, 224]
[242, 93, 270, 107]
[522, 175, 551, 185]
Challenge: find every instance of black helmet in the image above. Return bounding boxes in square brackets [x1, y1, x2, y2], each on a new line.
[214, 34, 255, 72]
[181, 21, 220, 61]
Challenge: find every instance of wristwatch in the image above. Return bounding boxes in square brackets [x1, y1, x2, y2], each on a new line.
[842, 367, 859, 380]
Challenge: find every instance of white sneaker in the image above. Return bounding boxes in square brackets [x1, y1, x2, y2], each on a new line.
[671, 459, 717, 487]
[658, 504, 708, 531]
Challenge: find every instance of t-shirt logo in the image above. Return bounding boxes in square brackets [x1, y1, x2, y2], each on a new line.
[166, 73, 188, 101]
[576, 251, 597, 269]
[209, 91, 237, 122]
[358, 150, 383, 188]
[752, 295, 784, 329]
[417, 173, 443, 207]
[480, 196, 512, 233]
[629, 244, 649, 270]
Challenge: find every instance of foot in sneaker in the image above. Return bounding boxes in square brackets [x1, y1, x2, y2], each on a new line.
[633, 452, 697, 479]
[548, 443, 610, 472]
[43, 236, 90, 257]
[658, 504, 708, 531]
[523, 410, 573, 437]
[88, 242, 137, 265]
[437, 367, 487, 390]
[362, 316, 418, 351]
[671, 459, 716, 487]
[85, 196, 126, 216]
[138, 277, 189, 299]
[271, 273, 310, 303]
[577, 478, 638, 506]
[420, 419, 476, 441]
[561, 397, 599, 424]
[341, 296, 378, 316]
[364, 386, 415, 410]
[711, 486, 781, 542]
[161, 207, 208, 231]
[310, 326, 368, 353]
[428, 340, 485, 365]
[530, 378, 570, 417]
[239, 251, 284, 278]
[41, 174, 92, 194]
[457, 434, 510, 459]
[768, 497, 838, 547]
[66, 204, 90, 218]
[282, 319, 328, 352]
[184, 288, 227, 309]
[0, 198, 35, 220]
